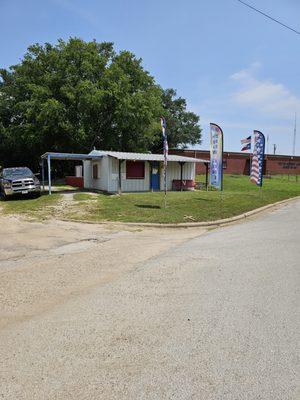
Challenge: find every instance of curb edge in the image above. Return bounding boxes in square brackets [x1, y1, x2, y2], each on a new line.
[60, 195, 300, 229]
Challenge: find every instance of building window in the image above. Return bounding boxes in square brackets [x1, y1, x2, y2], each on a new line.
[223, 160, 227, 169]
[92, 163, 99, 179]
[126, 161, 145, 179]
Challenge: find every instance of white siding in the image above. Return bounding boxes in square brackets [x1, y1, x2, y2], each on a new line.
[83, 157, 109, 191]
[122, 160, 150, 192]
[84, 157, 196, 193]
[108, 159, 150, 192]
[160, 162, 195, 190]
[107, 157, 119, 193]
[83, 161, 92, 189]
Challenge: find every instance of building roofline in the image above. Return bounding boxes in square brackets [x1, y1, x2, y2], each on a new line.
[171, 149, 300, 159]
[89, 149, 207, 163]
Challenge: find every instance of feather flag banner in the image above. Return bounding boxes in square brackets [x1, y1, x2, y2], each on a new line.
[250, 130, 265, 187]
[210, 123, 224, 190]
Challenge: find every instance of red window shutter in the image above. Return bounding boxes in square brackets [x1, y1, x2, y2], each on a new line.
[126, 161, 145, 179]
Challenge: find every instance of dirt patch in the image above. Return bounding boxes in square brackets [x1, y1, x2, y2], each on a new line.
[0, 215, 206, 330]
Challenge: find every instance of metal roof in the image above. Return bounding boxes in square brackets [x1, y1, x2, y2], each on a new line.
[41, 152, 103, 161]
[88, 150, 207, 163]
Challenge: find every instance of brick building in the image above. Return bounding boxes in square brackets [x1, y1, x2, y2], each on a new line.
[170, 150, 300, 176]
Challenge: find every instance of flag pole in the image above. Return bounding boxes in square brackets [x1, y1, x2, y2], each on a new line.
[259, 152, 265, 200]
[293, 112, 297, 156]
[161, 116, 168, 209]
[164, 159, 167, 208]
[220, 127, 224, 218]
[220, 190, 224, 219]
[164, 186, 167, 208]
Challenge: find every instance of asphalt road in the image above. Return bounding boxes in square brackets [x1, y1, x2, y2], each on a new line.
[0, 200, 299, 399]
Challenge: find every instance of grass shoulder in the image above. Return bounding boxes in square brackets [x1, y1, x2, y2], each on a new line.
[66, 175, 300, 224]
[1, 175, 299, 224]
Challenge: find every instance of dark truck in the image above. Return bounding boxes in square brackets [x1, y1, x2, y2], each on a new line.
[0, 167, 41, 199]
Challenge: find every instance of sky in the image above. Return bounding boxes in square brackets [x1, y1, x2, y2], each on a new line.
[1, 0, 300, 155]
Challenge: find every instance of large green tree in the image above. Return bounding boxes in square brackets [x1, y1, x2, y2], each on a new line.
[0, 38, 201, 168]
[159, 88, 201, 150]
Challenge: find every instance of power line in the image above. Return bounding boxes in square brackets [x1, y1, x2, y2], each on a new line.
[293, 112, 297, 156]
[237, 0, 300, 35]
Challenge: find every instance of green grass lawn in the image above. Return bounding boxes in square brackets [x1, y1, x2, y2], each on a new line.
[67, 174, 300, 223]
[1, 175, 299, 224]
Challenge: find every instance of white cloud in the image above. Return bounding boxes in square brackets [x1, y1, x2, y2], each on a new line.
[188, 63, 300, 154]
[230, 64, 300, 119]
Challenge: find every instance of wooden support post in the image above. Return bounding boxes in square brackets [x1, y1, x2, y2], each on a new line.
[118, 159, 123, 194]
[47, 154, 52, 195]
[150, 161, 153, 192]
[179, 162, 185, 191]
[41, 158, 45, 191]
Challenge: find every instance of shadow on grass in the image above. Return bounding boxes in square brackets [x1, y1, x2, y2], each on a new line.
[0, 192, 42, 202]
[42, 188, 114, 196]
[135, 204, 161, 209]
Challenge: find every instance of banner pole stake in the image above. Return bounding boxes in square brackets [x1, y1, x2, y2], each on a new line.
[220, 190, 224, 219]
[164, 174, 167, 208]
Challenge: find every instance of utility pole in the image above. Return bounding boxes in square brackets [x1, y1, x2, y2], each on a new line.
[293, 112, 297, 156]
[273, 144, 277, 155]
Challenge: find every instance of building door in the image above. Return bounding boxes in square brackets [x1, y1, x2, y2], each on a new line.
[151, 162, 160, 190]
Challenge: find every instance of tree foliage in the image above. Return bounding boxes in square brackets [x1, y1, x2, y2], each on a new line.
[158, 88, 201, 151]
[0, 38, 201, 168]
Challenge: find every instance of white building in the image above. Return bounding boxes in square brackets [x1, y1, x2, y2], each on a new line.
[83, 150, 206, 193]
[41, 150, 207, 194]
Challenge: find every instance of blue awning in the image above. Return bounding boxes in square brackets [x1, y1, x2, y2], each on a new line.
[41, 152, 103, 161]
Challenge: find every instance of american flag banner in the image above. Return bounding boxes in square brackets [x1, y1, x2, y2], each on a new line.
[160, 116, 168, 203]
[241, 135, 251, 151]
[250, 131, 265, 186]
[241, 143, 251, 151]
[160, 116, 168, 159]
